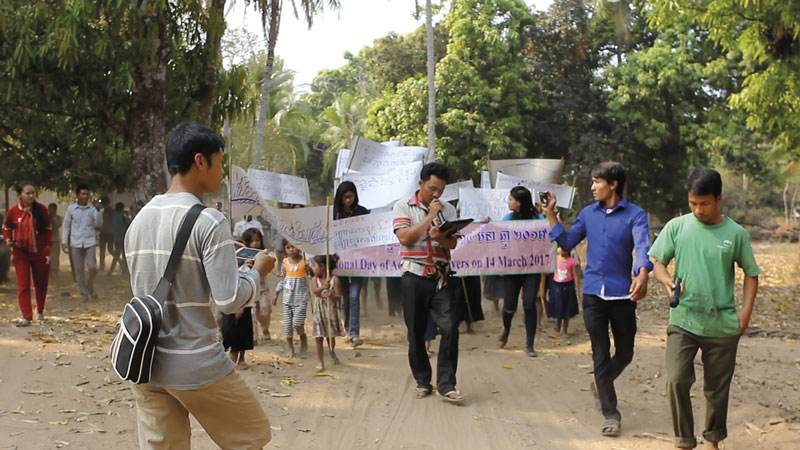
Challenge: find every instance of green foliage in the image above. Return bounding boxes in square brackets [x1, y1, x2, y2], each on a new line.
[650, 0, 800, 155]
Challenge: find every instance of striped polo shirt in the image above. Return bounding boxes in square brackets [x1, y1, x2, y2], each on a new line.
[125, 192, 260, 389]
[392, 191, 457, 276]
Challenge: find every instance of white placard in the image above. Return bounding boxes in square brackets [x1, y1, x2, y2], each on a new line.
[347, 136, 427, 174]
[342, 160, 422, 210]
[458, 188, 510, 221]
[247, 168, 310, 205]
[231, 165, 270, 220]
[441, 180, 474, 202]
[495, 172, 576, 209]
[335, 149, 352, 179]
[488, 159, 563, 185]
[331, 211, 398, 252]
[480, 171, 492, 189]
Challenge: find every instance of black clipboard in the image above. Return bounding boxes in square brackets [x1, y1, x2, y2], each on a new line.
[422, 218, 473, 240]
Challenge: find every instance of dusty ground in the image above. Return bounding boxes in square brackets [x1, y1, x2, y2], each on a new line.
[1, 243, 799, 450]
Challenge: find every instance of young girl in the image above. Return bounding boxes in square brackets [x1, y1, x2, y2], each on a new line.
[241, 228, 272, 342]
[499, 186, 543, 357]
[273, 240, 311, 358]
[310, 255, 344, 371]
[548, 246, 581, 337]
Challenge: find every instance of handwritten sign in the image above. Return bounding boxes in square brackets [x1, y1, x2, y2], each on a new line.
[331, 211, 399, 252]
[347, 136, 428, 175]
[441, 180, 474, 202]
[495, 172, 576, 209]
[247, 168, 310, 206]
[342, 160, 422, 209]
[488, 159, 563, 185]
[335, 220, 555, 277]
[458, 188, 510, 221]
[231, 165, 270, 220]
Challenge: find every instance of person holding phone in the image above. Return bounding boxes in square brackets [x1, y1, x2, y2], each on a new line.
[542, 161, 652, 437]
[393, 162, 464, 403]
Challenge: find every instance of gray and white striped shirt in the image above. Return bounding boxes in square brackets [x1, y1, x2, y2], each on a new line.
[125, 192, 259, 389]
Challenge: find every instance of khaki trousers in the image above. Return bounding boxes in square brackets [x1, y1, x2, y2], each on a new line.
[666, 324, 740, 448]
[132, 371, 271, 450]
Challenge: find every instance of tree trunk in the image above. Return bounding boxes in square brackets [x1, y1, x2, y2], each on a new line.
[252, 0, 282, 169]
[791, 182, 798, 226]
[129, 1, 169, 206]
[425, 0, 436, 162]
[783, 179, 790, 225]
[198, 0, 227, 126]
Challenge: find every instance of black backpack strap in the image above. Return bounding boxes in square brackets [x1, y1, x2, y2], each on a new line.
[151, 204, 206, 300]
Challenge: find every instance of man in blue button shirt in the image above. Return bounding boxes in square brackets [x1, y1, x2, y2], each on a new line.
[543, 161, 652, 437]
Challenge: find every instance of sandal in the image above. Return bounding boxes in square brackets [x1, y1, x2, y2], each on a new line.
[601, 418, 621, 437]
[437, 389, 465, 403]
[413, 386, 432, 399]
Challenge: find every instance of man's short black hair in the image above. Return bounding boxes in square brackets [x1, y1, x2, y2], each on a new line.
[420, 162, 450, 182]
[75, 183, 90, 194]
[685, 168, 722, 197]
[166, 122, 224, 176]
[591, 161, 626, 196]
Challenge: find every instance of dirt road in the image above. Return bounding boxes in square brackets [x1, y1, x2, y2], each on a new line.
[1, 243, 798, 449]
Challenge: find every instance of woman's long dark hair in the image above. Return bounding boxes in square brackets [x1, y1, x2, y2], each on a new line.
[241, 228, 264, 250]
[509, 186, 535, 220]
[333, 181, 359, 218]
[17, 181, 46, 235]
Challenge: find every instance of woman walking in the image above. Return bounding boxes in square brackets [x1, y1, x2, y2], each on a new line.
[333, 181, 370, 347]
[2, 181, 52, 327]
[498, 186, 543, 356]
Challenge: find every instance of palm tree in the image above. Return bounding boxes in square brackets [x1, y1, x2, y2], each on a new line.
[319, 92, 367, 176]
[246, 0, 341, 169]
[415, 0, 437, 160]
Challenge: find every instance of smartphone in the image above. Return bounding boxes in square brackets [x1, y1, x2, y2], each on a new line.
[235, 247, 262, 260]
[538, 191, 549, 206]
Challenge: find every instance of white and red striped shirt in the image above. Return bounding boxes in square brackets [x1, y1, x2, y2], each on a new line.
[392, 191, 457, 276]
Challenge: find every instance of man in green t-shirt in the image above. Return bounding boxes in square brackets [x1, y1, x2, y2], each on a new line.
[649, 168, 761, 450]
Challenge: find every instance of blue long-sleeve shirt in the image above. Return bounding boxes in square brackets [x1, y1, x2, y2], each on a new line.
[549, 200, 653, 299]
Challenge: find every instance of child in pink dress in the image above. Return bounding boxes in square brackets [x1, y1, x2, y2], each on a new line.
[548, 247, 581, 337]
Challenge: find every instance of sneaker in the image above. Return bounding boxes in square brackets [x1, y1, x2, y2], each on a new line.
[525, 347, 538, 357]
[16, 318, 31, 327]
[350, 336, 363, 347]
[36, 313, 45, 322]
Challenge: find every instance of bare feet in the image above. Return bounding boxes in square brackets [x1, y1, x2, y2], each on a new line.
[330, 351, 340, 365]
[236, 360, 249, 370]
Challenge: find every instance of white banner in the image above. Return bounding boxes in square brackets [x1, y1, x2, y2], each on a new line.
[495, 172, 576, 209]
[458, 188, 510, 221]
[247, 168, 310, 206]
[347, 136, 427, 174]
[342, 160, 422, 210]
[441, 180, 474, 202]
[488, 159, 563, 185]
[231, 166, 399, 255]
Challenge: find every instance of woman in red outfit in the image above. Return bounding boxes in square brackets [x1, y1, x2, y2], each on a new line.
[2, 181, 52, 327]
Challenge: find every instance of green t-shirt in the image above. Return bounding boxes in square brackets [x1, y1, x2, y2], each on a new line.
[649, 213, 761, 337]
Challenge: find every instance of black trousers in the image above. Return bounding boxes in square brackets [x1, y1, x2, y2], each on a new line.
[582, 294, 637, 421]
[402, 272, 459, 393]
[501, 273, 541, 348]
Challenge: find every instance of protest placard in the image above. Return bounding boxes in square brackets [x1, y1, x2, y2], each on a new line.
[231, 165, 269, 220]
[247, 168, 310, 205]
[335, 149, 352, 179]
[330, 211, 398, 252]
[480, 171, 492, 189]
[441, 180, 474, 202]
[334, 220, 555, 277]
[347, 136, 428, 174]
[342, 160, 422, 209]
[495, 172, 576, 209]
[458, 188, 510, 221]
[488, 159, 563, 185]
